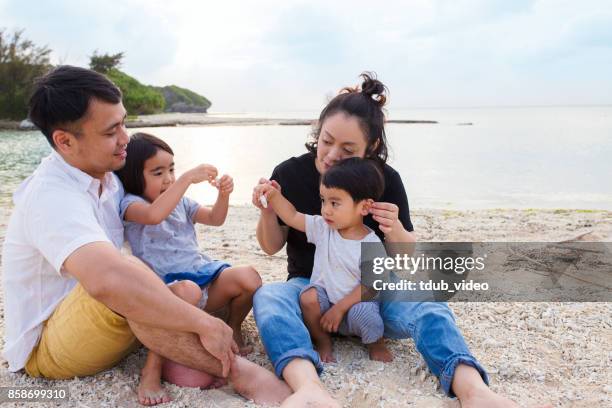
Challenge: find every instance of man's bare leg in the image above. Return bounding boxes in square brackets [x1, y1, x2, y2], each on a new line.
[205, 266, 262, 355]
[452, 365, 552, 408]
[279, 359, 338, 408]
[299, 289, 335, 362]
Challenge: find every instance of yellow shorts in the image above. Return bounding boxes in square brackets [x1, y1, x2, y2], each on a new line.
[25, 284, 138, 379]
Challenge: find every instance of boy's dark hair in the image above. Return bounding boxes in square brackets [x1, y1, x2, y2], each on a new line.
[28, 65, 122, 147]
[321, 157, 385, 202]
[306, 72, 389, 164]
[114, 133, 174, 197]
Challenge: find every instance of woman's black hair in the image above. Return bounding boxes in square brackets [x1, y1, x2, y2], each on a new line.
[306, 72, 389, 164]
[114, 132, 173, 197]
[28, 65, 122, 146]
[320, 157, 385, 202]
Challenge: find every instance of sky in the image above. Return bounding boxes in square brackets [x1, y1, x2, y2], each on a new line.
[2, 0, 612, 112]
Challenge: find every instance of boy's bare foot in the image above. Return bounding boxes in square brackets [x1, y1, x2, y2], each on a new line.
[460, 385, 553, 408]
[280, 380, 339, 408]
[161, 359, 223, 389]
[229, 356, 292, 405]
[138, 367, 172, 406]
[367, 338, 393, 362]
[314, 337, 335, 363]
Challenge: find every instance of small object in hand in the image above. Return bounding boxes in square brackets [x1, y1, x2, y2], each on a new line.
[259, 194, 268, 208]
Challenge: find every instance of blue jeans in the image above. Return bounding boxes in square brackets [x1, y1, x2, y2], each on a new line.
[253, 277, 489, 397]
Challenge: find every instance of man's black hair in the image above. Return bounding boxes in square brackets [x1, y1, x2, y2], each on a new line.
[28, 65, 122, 147]
[320, 157, 385, 202]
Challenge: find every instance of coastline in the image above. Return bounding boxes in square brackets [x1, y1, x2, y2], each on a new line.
[0, 113, 438, 131]
[1, 206, 611, 407]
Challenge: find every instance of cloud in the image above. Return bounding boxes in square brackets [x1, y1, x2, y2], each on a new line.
[1, 0, 611, 110]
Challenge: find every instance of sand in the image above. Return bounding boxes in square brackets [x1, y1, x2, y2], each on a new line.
[1, 207, 611, 407]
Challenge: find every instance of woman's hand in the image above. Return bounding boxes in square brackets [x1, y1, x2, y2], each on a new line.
[252, 178, 281, 211]
[369, 202, 405, 238]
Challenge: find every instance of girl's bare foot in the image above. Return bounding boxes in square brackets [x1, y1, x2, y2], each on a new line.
[137, 367, 172, 406]
[314, 337, 335, 363]
[232, 327, 253, 356]
[367, 338, 393, 362]
[229, 356, 292, 405]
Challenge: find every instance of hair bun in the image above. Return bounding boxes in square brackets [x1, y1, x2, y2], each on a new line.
[360, 72, 387, 107]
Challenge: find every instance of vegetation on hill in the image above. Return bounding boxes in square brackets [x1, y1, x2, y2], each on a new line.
[0, 32, 211, 120]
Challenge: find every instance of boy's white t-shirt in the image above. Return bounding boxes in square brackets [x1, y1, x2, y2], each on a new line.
[305, 214, 381, 304]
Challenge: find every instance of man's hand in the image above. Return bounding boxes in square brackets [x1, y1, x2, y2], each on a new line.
[320, 304, 346, 333]
[197, 316, 239, 377]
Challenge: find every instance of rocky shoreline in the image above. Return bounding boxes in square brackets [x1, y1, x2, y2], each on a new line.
[0, 114, 438, 131]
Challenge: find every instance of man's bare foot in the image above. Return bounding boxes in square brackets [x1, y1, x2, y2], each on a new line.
[229, 356, 292, 405]
[161, 359, 223, 389]
[367, 338, 393, 362]
[314, 337, 335, 363]
[138, 367, 172, 406]
[460, 385, 553, 408]
[280, 380, 339, 408]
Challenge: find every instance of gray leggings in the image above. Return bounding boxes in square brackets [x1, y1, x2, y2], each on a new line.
[300, 284, 384, 344]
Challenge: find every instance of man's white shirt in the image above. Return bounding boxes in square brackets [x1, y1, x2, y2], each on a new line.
[1, 150, 124, 371]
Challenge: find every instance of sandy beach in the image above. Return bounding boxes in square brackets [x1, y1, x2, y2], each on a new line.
[1, 206, 611, 407]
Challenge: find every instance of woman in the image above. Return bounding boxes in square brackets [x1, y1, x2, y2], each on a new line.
[252, 73, 536, 408]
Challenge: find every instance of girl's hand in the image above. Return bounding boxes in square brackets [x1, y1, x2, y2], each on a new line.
[369, 202, 404, 236]
[185, 164, 218, 184]
[213, 174, 234, 196]
[252, 178, 281, 211]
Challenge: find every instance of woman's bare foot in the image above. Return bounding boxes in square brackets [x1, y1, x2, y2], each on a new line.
[367, 338, 393, 362]
[314, 337, 335, 363]
[161, 359, 223, 389]
[138, 367, 172, 406]
[229, 356, 292, 405]
[280, 380, 339, 408]
[460, 385, 553, 408]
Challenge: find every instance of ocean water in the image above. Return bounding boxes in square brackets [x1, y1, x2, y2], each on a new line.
[1, 106, 611, 210]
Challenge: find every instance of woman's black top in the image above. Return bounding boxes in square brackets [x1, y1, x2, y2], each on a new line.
[270, 152, 414, 281]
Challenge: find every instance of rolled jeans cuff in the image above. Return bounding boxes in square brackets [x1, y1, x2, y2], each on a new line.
[274, 347, 324, 379]
[440, 354, 489, 397]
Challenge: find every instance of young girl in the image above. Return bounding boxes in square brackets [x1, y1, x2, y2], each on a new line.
[115, 132, 263, 406]
[258, 157, 392, 363]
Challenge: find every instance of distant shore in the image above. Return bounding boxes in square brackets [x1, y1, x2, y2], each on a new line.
[0, 113, 438, 131]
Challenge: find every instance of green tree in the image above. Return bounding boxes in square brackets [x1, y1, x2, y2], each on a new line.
[89, 50, 124, 74]
[0, 28, 52, 120]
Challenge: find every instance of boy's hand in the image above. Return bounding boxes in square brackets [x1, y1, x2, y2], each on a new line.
[184, 164, 218, 184]
[213, 174, 234, 196]
[320, 304, 346, 333]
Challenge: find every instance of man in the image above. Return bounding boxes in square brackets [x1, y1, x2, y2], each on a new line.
[2, 66, 290, 406]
